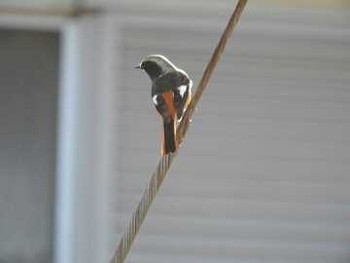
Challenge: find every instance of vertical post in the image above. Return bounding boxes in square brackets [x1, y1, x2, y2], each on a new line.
[55, 21, 80, 263]
[55, 15, 121, 263]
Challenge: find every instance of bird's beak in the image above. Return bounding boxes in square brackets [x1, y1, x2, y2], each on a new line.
[134, 64, 142, 69]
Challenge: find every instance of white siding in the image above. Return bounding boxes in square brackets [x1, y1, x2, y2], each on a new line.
[114, 7, 350, 263]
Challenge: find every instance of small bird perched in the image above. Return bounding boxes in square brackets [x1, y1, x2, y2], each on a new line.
[136, 54, 192, 155]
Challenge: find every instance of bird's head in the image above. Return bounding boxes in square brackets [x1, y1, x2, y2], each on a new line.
[135, 54, 177, 81]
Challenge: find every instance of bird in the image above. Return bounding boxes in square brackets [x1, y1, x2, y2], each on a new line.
[136, 54, 192, 155]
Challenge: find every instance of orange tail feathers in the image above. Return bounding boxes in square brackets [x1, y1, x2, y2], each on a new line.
[161, 118, 177, 155]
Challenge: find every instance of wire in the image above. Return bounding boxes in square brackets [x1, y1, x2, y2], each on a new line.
[110, 1, 249, 262]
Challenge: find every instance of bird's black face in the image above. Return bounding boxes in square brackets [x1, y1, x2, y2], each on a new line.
[135, 60, 163, 81]
[138, 60, 163, 81]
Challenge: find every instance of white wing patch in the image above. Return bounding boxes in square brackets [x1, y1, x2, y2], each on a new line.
[177, 85, 187, 98]
[152, 95, 159, 105]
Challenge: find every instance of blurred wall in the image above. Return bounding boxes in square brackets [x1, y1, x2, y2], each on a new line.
[0, 0, 350, 14]
[1, 1, 350, 263]
[115, 5, 350, 263]
[0, 29, 59, 263]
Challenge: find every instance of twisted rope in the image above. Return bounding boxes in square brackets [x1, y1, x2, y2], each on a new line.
[110, 1, 248, 262]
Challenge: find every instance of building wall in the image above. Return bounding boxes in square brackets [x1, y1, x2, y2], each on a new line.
[0, 0, 349, 13]
[114, 7, 350, 263]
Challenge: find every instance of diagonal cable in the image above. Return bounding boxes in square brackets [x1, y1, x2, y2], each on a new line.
[110, 1, 249, 262]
